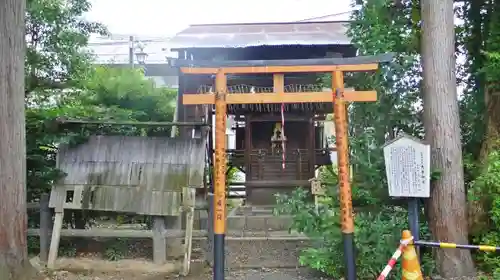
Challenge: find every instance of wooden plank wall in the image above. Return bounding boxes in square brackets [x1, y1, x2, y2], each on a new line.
[50, 136, 206, 216]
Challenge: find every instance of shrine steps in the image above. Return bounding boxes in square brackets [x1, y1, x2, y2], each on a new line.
[190, 205, 311, 268]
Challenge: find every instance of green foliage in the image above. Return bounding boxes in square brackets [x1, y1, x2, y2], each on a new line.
[104, 239, 129, 261]
[460, 0, 500, 159]
[25, 0, 107, 95]
[275, 189, 434, 279]
[81, 67, 177, 125]
[469, 149, 500, 276]
[469, 149, 500, 203]
[227, 167, 241, 183]
[482, 51, 500, 80]
[482, 0, 500, 93]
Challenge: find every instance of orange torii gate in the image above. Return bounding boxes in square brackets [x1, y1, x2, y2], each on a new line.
[178, 53, 394, 280]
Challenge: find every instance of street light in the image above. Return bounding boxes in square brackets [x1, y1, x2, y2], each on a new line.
[166, 56, 175, 66]
[135, 49, 148, 64]
[135, 42, 148, 64]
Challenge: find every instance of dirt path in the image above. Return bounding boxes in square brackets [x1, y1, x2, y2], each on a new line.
[46, 268, 326, 280]
[36, 256, 326, 280]
[165, 268, 326, 280]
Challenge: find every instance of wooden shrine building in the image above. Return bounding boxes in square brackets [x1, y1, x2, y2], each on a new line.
[169, 21, 358, 205]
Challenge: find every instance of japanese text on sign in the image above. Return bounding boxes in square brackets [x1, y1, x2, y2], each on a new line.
[215, 198, 224, 220]
[383, 136, 430, 198]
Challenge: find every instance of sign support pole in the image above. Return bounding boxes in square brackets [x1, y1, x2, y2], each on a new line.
[408, 198, 421, 261]
[214, 70, 227, 280]
[332, 71, 356, 280]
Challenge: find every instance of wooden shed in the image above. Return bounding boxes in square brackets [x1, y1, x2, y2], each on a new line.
[49, 135, 206, 216]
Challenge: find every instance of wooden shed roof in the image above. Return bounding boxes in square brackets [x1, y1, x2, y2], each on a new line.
[51, 136, 206, 215]
[57, 136, 206, 190]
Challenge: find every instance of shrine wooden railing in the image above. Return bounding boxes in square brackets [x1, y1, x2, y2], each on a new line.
[247, 149, 309, 181]
[226, 148, 332, 173]
[227, 149, 245, 169]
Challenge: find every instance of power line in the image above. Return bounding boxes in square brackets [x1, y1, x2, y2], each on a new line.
[297, 8, 361, 22]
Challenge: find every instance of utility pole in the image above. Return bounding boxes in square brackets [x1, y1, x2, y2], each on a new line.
[129, 35, 134, 66]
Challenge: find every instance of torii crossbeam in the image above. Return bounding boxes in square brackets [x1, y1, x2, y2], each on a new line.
[178, 53, 394, 280]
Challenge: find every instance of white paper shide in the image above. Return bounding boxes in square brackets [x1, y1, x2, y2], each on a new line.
[383, 135, 430, 198]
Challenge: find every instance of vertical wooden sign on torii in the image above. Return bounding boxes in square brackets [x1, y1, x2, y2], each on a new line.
[179, 53, 393, 280]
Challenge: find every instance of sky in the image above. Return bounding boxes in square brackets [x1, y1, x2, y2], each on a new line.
[85, 0, 354, 36]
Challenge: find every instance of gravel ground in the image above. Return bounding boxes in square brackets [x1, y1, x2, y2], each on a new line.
[44, 267, 327, 280]
[43, 269, 490, 280]
[165, 268, 326, 280]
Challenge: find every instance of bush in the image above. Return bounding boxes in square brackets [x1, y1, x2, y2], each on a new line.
[275, 188, 434, 279]
[469, 149, 500, 278]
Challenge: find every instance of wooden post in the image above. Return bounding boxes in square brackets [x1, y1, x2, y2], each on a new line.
[297, 149, 302, 180]
[39, 193, 51, 263]
[48, 188, 65, 269]
[206, 193, 214, 265]
[332, 70, 356, 280]
[213, 69, 227, 280]
[244, 114, 252, 199]
[309, 116, 316, 177]
[273, 73, 285, 95]
[161, 92, 184, 258]
[310, 178, 324, 213]
[182, 187, 196, 276]
[258, 149, 264, 180]
[153, 217, 167, 264]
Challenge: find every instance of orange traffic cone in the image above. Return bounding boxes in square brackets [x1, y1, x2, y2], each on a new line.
[402, 230, 423, 280]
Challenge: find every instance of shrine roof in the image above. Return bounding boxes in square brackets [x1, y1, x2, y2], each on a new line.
[170, 21, 351, 50]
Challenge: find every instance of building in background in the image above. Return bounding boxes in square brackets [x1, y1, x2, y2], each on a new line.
[87, 34, 179, 88]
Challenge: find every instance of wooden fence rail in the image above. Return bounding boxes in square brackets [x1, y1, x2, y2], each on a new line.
[27, 193, 211, 264]
[27, 191, 244, 266]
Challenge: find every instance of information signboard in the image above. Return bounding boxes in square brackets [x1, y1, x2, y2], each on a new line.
[383, 135, 430, 198]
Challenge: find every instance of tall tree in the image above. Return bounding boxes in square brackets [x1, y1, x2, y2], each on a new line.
[25, 0, 106, 95]
[0, 0, 31, 279]
[420, 0, 476, 276]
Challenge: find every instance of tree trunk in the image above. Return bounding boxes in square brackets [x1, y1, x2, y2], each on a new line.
[420, 0, 476, 277]
[0, 0, 33, 279]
